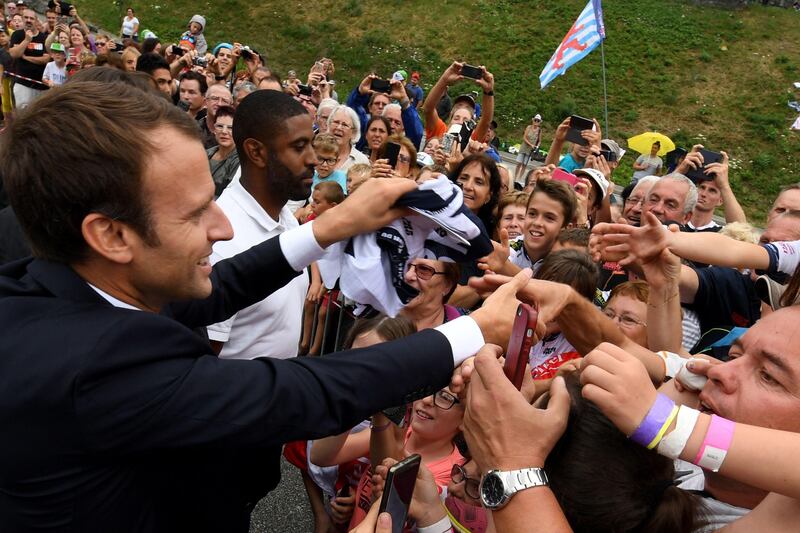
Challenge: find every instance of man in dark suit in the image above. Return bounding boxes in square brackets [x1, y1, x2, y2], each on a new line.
[0, 81, 525, 531]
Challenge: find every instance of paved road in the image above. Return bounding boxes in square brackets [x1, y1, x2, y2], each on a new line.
[250, 457, 314, 533]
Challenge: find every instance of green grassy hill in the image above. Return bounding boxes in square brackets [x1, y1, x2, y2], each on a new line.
[83, 0, 800, 222]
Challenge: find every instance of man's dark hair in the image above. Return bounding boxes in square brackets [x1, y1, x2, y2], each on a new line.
[180, 70, 207, 96]
[232, 89, 307, 157]
[136, 52, 169, 74]
[70, 66, 159, 95]
[141, 37, 160, 55]
[0, 81, 201, 264]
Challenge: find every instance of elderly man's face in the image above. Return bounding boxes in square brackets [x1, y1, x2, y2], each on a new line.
[643, 179, 690, 224]
[369, 94, 390, 117]
[205, 86, 232, 118]
[768, 188, 800, 223]
[383, 106, 403, 135]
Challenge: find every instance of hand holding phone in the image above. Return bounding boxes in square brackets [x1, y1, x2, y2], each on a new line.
[385, 141, 401, 169]
[370, 78, 391, 94]
[504, 303, 538, 390]
[551, 168, 580, 188]
[378, 454, 421, 533]
[565, 115, 595, 146]
[460, 64, 484, 80]
[685, 148, 723, 182]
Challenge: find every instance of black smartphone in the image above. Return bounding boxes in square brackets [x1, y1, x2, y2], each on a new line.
[460, 64, 483, 80]
[378, 454, 421, 533]
[503, 303, 538, 390]
[297, 83, 313, 97]
[599, 148, 617, 163]
[59, 1, 72, 15]
[685, 148, 723, 182]
[565, 115, 594, 146]
[385, 142, 402, 168]
[370, 78, 391, 94]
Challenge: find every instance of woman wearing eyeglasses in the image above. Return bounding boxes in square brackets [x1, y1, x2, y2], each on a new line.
[206, 105, 239, 198]
[602, 281, 650, 348]
[400, 258, 464, 331]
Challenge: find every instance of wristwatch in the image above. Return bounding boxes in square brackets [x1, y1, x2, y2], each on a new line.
[479, 467, 548, 510]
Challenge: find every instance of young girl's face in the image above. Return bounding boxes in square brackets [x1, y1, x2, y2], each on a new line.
[189, 22, 202, 34]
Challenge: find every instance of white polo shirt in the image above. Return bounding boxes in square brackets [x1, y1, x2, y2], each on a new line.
[207, 174, 309, 360]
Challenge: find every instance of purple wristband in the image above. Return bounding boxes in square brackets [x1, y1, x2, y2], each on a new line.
[629, 394, 676, 447]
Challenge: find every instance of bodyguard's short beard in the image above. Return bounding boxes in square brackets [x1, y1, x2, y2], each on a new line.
[266, 151, 313, 202]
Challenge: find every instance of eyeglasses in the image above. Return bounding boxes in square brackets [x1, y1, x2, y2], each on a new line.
[602, 308, 647, 328]
[214, 123, 234, 132]
[207, 95, 232, 104]
[398, 154, 411, 164]
[330, 120, 352, 130]
[625, 196, 644, 206]
[408, 263, 446, 281]
[317, 156, 338, 166]
[96, 41, 108, 47]
[450, 464, 480, 499]
[433, 389, 460, 410]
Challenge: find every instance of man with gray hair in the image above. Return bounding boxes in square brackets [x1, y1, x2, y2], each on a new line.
[382, 102, 404, 136]
[621, 175, 660, 226]
[316, 97, 338, 134]
[642, 172, 697, 225]
[232, 81, 256, 106]
[200, 84, 233, 148]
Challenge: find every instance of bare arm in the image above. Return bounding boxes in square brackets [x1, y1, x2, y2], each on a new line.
[544, 117, 570, 167]
[448, 284, 481, 309]
[310, 427, 370, 467]
[9, 33, 31, 59]
[711, 151, 746, 223]
[422, 62, 462, 129]
[643, 249, 688, 355]
[23, 54, 52, 66]
[471, 67, 495, 144]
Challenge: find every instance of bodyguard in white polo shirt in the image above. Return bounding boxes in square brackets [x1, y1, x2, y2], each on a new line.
[208, 91, 319, 359]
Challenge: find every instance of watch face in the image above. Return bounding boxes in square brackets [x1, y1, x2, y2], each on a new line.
[480, 473, 505, 507]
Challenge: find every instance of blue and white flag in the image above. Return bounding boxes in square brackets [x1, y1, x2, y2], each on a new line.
[539, 0, 606, 89]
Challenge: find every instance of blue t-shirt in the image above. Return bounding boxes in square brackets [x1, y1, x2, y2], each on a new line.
[312, 170, 347, 194]
[405, 83, 424, 108]
[558, 153, 583, 173]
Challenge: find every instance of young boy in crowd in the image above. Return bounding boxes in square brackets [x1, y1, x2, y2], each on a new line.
[312, 133, 347, 194]
[179, 14, 207, 55]
[346, 163, 371, 195]
[299, 181, 344, 356]
[42, 42, 67, 87]
[478, 179, 577, 276]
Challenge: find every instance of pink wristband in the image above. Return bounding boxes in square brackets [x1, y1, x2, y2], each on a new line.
[694, 415, 735, 472]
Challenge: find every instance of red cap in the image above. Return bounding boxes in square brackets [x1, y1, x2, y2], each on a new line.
[411, 71, 420, 80]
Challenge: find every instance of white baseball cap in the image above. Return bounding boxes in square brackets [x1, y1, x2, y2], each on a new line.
[574, 168, 610, 206]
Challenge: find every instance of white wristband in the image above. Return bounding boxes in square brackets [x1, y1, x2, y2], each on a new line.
[675, 358, 709, 391]
[416, 515, 452, 533]
[657, 351, 686, 379]
[657, 405, 701, 459]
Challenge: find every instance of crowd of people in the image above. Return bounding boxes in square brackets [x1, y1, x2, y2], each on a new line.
[0, 3, 800, 533]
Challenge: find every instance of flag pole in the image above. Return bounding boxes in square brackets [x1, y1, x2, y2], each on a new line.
[600, 40, 609, 135]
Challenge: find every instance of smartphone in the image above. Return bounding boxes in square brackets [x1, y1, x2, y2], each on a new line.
[504, 303, 538, 390]
[385, 141, 402, 169]
[378, 454, 421, 533]
[685, 148, 723, 182]
[599, 148, 617, 163]
[370, 78, 391, 94]
[460, 64, 483, 80]
[565, 115, 595, 146]
[297, 83, 313, 97]
[440, 133, 456, 154]
[551, 168, 580, 188]
[60, 1, 72, 15]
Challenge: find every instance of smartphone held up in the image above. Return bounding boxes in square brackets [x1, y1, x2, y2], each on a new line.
[379, 454, 421, 533]
[503, 303, 538, 390]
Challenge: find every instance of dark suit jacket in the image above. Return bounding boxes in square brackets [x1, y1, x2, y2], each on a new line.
[0, 235, 453, 532]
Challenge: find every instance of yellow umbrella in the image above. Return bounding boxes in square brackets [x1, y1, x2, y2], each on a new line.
[627, 132, 675, 157]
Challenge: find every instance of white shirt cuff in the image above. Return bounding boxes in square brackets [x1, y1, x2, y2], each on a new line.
[434, 316, 485, 367]
[417, 515, 452, 533]
[279, 221, 325, 272]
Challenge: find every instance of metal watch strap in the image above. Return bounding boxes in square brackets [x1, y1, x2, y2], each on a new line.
[506, 467, 548, 492]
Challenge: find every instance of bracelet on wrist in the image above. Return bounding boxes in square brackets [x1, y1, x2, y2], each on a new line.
[483, 90, 494, 96]
[629, 393, 676, 449]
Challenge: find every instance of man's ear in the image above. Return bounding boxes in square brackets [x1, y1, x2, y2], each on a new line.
[242, 138, 267, 169]
[80, 213, 137, 264]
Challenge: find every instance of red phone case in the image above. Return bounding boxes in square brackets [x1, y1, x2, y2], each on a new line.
[504, 303, 539, 390]
[552, 168, 580, 188]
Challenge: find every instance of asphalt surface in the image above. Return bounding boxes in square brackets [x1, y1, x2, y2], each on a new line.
[250, 457, 315, 533]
